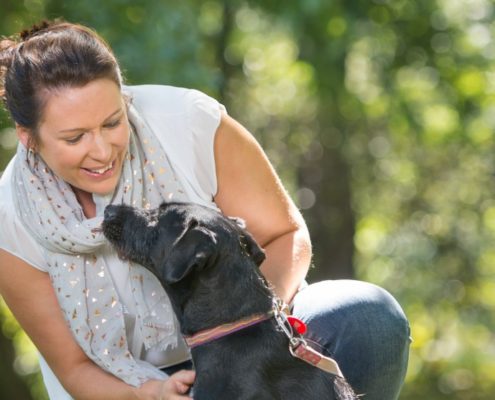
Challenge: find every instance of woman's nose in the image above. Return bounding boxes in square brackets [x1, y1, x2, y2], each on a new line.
[90, 133, 112, 161]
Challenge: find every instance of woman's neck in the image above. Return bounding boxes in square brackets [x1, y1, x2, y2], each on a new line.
[72, 187, 96, 218]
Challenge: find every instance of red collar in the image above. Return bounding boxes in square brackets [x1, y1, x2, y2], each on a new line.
[184, 312, 273, 349]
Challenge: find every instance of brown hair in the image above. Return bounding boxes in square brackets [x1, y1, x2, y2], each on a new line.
[0, 20, 123, 141]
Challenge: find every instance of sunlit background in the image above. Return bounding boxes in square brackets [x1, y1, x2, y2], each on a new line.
[1, 0, 494, 399]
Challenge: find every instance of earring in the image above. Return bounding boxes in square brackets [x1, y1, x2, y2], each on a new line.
[25, 145, 37, 165]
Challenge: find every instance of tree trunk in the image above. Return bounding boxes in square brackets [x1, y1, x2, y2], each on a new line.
[215, 3, 236, 103]
[300, 116, 356, 282]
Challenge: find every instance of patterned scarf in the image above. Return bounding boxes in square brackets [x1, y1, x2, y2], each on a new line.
[12, 96, 188, 386]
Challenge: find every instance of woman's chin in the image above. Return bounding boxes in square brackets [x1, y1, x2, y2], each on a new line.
[71, 176, 120, 198]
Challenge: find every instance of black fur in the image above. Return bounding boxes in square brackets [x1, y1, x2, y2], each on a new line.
[102, 202, 359, 400]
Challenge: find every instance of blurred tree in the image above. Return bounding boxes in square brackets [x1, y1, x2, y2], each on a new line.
[248, 0, 495, 398]
[0, 315, 33, 400]
[239, 0, 361, 281]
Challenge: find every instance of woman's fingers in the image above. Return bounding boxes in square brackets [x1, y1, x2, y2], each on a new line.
[162, 370, 195, 398]
[171, 369, 196, 386]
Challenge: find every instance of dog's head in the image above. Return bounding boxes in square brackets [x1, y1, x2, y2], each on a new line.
[102, 202, 265, 282]
[102, 202, 269, 329]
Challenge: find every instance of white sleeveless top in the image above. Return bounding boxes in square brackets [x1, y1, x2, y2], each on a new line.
[0, 85, 225, 399]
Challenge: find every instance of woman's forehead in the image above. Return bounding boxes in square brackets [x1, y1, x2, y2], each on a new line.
[39, 79, 124, 133]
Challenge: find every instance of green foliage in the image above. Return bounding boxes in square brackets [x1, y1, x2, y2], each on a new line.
[0, 299, 48, 400]
[1, 0, 494, 398]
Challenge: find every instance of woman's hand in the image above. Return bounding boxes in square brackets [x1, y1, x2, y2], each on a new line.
[135, 370, 195, 400]
[162, 370, 195, 399]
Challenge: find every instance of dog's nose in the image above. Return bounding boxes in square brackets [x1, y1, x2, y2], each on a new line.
[104, 205, 119, 221]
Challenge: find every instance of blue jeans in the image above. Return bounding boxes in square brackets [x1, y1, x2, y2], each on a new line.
[291, 280, 411, 400]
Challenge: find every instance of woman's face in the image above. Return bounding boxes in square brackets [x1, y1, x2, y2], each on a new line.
[27, 79, 130, 196]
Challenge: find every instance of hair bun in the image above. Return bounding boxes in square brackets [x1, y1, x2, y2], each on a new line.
[0, 38, 17, 53]
[0, 38, 17, 69]
[0, 39, 16, 99]
[19, 20, 52, 41]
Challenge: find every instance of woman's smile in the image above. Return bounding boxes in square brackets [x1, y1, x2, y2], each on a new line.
[82, 160, 116, 177]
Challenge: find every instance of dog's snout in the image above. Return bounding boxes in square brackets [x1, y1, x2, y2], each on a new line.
[104, 205, 120, 221]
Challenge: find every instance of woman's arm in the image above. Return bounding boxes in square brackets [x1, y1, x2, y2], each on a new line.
[213, 114, 312, 304]
[0, 249, 193, 400]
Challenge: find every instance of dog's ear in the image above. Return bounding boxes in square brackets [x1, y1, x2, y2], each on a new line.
[240, 230, 266, 267]
[153, 221, 218, 284]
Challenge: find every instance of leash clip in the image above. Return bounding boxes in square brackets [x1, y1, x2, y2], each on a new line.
[272, 298, 304, 349]
[272, 300, 293, 336]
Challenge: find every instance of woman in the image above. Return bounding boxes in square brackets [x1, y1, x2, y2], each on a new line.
[0, 20, 410, 399]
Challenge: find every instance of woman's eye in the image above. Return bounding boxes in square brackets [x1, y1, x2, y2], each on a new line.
[65, 134, 84, 144]
[104, 118, 121, 129]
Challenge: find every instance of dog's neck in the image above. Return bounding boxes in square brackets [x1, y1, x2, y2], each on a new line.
[168, 259, 274, 336]
[184, 311, 274, 349]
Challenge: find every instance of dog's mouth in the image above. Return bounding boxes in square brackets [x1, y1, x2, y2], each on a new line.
[102, 217, 122, 236]
[101, 222, 126, 253]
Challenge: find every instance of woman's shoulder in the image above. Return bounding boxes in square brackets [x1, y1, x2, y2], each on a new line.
[125, 84, 202, 110]
[124, 84, 222, 118]
[124, 84, 225, 203]
[0, 157, 47, 272]
[0, 156, 17, 208]
[124, 84, 188, 102]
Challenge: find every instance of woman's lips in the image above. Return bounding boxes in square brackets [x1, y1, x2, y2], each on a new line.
[82, 161, 115, 177]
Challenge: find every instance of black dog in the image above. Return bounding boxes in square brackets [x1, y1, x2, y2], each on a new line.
[102, 202, 359, 400]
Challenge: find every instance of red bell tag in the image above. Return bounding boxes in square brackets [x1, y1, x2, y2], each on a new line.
[287, 316, 307, 335]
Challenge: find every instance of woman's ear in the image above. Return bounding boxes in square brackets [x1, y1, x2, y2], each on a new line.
[16, 124, 34, 150]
